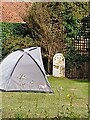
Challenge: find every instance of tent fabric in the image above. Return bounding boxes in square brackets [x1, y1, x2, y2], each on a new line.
[0, 47, 53, 93]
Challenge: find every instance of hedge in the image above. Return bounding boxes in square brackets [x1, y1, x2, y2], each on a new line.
[1, 22, 30, 41]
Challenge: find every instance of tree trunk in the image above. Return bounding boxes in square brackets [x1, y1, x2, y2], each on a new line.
[47, 58, 51, 75]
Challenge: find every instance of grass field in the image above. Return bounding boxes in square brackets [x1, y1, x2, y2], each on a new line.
[0, 76, 89, 119]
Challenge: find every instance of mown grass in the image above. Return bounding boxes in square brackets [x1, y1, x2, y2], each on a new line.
[1, 76, 89, 119]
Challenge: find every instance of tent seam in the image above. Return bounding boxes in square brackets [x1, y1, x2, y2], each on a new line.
[6, 54, 24, 90]
[27, 52, 53, 91]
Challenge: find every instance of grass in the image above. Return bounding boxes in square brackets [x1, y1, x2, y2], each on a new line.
[0, 76, 89, 119]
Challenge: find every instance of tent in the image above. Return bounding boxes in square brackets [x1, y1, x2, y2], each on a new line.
[0, 47, 53, 93]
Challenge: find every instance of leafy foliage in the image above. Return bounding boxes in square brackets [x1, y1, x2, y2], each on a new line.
[1, 22, 13, 41]
[1, 22, 34, 58]
[24, 2, 89, 75]
[2, 36, 38, 58]
[24, 3, 64, 73]
[1, 2, 89, 77]
[62, 2, 89, 74]
[1, 22, 31, 40]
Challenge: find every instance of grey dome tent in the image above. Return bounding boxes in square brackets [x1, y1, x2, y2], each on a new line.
[0, 47, 53, 93]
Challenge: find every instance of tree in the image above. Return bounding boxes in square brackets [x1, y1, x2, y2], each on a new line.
[24, 2, 64, 74]
[24, 2, 89, 75]
[62, 2, 89, 77]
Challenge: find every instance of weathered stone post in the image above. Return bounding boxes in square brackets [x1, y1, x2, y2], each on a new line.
[53, 53, 65, 77]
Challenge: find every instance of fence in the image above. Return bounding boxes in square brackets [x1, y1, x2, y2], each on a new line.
[66, 15, 90, 79]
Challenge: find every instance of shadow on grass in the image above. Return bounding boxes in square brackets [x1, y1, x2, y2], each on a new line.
[50, 76, 90, 83]
[68, 78, 90, 83]
[1, 118, 89, 120]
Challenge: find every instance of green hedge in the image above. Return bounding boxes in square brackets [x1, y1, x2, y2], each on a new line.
[1, 22, 30, 41]
[1, 22, 33, 59]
